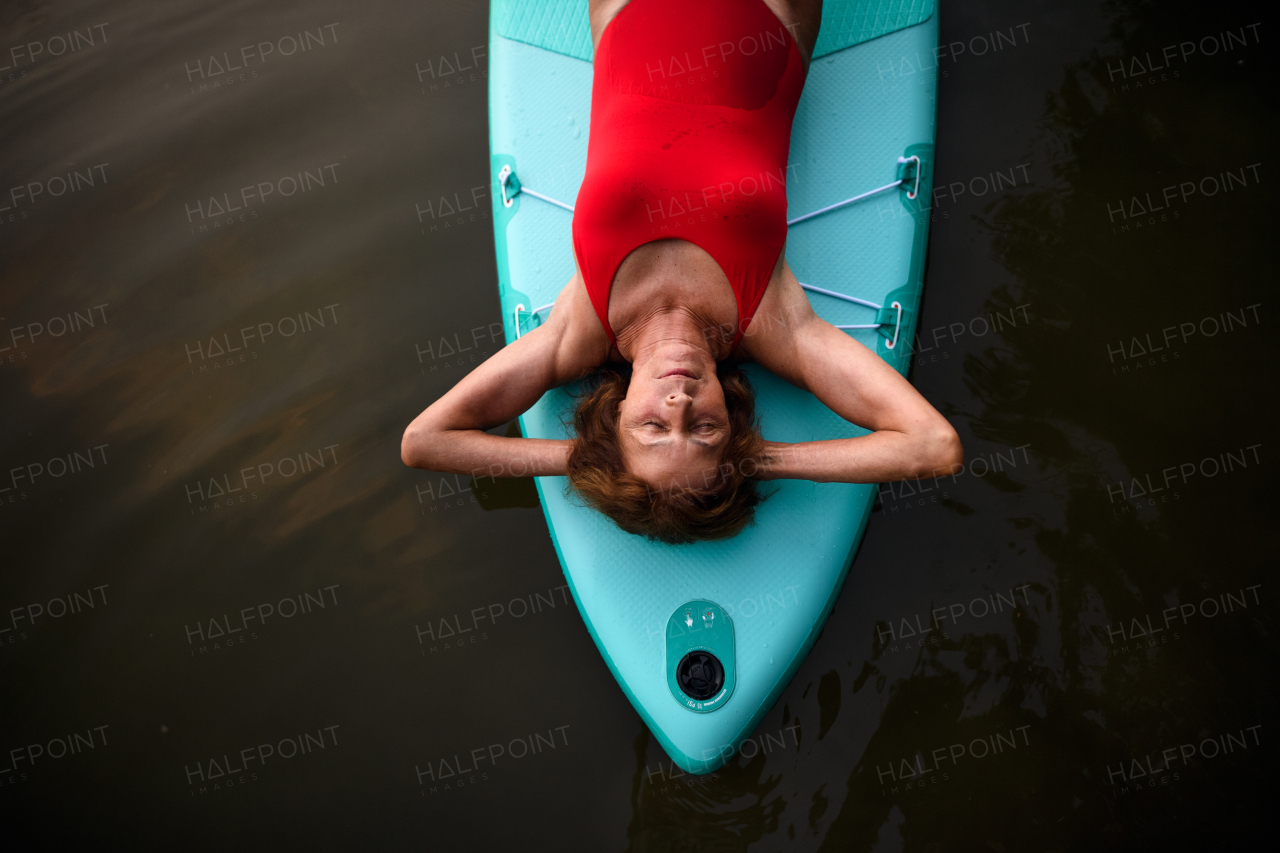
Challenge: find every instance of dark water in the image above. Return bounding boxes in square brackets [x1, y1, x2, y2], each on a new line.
[1, 0, 1275, 849]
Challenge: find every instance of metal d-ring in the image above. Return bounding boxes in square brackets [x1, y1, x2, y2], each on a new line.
[884, 301, 903, 349]
[513, 302, 555, 339]
[498, 164, 516, 208]
[897, 155, 922, 200]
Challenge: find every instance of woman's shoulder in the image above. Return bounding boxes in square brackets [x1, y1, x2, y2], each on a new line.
[538, 271, 617, 383]
[588, 0, 633, 54]
[736, 257, 821, 369]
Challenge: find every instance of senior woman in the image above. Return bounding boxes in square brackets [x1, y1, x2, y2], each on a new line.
[402, 0, 962, 543]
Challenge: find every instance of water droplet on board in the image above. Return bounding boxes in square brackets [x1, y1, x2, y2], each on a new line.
[573, 127, 581, 138]
[769, 657, 775, 665]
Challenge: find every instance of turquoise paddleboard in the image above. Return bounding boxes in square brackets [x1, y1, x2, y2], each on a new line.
[488, 0, 937, 774]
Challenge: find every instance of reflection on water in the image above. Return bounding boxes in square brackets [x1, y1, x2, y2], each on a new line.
[1, 0, 1273, 848]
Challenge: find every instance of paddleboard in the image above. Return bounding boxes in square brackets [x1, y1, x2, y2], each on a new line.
[487, 0, 938, 774]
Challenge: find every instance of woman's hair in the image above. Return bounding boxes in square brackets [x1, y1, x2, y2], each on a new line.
[566, 364, 768, 544]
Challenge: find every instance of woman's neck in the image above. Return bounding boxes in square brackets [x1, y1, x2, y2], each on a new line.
[615, 307, 730, 366]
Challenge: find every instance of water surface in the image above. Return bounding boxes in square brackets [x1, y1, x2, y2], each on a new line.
[1, 0, 1274, 849]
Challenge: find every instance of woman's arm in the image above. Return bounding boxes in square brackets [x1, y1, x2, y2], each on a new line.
[401, 275, 608, 478]
[741, 260, 963, 483]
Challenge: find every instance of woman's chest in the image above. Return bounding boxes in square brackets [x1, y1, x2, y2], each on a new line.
[607, 239, 742, 331]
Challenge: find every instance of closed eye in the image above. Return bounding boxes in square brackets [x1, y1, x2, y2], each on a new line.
[637, 420, 722, 436]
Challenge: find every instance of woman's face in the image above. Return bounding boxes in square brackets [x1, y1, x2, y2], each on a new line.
[617, 365, 730, 488]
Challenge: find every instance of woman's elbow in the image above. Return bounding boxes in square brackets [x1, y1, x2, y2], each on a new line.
[924, 424, 963, 476]
[401, 426, 431, 469]
[907, 424, 962, 478]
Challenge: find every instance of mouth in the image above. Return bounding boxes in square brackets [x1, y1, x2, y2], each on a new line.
[659, 369, 697, 379]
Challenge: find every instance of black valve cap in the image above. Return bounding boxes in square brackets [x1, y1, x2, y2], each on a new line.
[676, 651, 724, 701]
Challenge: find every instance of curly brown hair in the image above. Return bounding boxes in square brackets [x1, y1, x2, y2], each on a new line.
[565, 365, 769, 544]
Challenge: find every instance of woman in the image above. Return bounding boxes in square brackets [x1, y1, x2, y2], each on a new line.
[402, 0, 962, 543]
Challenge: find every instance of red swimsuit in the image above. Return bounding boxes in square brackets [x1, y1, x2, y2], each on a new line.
[571, 0, 806, 348]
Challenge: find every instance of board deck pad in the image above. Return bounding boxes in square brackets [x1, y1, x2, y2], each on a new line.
[494, 0, 935, 62]
[488, 0, 938, 773]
